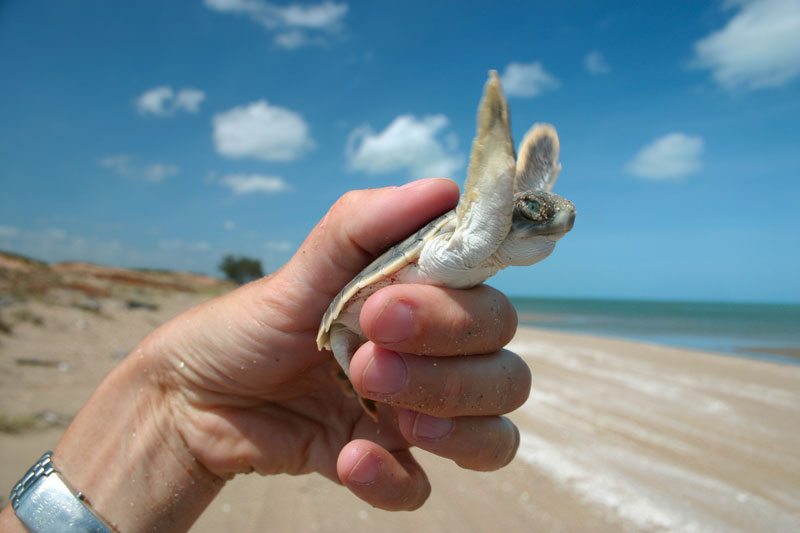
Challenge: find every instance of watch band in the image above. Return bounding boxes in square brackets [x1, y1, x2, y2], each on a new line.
[10, 451, 115, 533]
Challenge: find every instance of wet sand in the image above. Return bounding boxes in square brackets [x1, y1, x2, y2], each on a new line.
[1, 290, 799, 531]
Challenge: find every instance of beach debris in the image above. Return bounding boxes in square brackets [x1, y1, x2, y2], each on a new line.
[15, 357, 71, 372]
[317, 71, 576, 420]
[77, 298, 102, 313]
[0, 410, 73, 434]
[125, 299, 159, 311]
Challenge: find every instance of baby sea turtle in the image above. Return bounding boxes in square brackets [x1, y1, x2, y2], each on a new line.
[317, 70, 576, 419]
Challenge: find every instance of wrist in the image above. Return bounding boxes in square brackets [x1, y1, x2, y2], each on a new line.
[50, 336, 225, 532]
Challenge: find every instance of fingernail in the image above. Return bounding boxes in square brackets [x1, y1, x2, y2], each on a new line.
[363, 349, 408, 395]
[348, 452, 381, 484]
[372, 299, 415, 344]
[412, 413, 454, 440]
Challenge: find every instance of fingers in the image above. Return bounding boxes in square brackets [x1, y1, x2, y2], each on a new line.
[396, 410, 520, 472]
[360, 283, 518, 356]
[337, 439, 430, 511]
[348, 345, 531, 418]
[287, 179, 459, 302]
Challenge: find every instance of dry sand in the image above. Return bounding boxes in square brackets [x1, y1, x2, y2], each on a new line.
[1, 280, 799, 531]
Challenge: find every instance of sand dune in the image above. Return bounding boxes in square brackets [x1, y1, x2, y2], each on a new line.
[1, 273, 798, 531]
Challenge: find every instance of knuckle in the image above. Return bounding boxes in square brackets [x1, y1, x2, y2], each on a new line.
[483, 288, 517, 347]
[439, 369, 467, 416]
[482, 418, 519, 470]
[455, 417, 518, 472]
[497, 351, 532, 411]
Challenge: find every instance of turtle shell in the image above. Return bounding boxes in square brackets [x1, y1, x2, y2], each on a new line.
[316, 210, 455, 350]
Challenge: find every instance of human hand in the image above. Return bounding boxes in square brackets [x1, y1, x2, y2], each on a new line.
[143, 178, 530, 511]
[13, 177, 530, 533]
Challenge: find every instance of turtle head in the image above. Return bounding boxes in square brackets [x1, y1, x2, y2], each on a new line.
[492, 190, 576, 267]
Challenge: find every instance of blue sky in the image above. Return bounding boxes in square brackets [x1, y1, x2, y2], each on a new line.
[1, 0, 799, 302]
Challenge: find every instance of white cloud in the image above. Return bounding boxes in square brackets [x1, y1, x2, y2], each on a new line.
[99, 154, 133, 175]
[174, 88, 206, 113]
[584, 50, 611, 74]
[100, 155, 179, 183]
[264, 240, 293, 252]
[143, 163, 179, 183]
[500, 62, 561, 97]
[204, 0, 347, 49]
[223, 220, 236, 230]
[0, 227, 133, 267]
[44, 228, 67, 240]
[212, 100, 314, 161]
[0, 226, 239, 276]
[280, 2, 347, 28]
[346, 114, 464, 180]
[0, 225, 19, 237]
[274, 30, 316, 49]
[693, 0, 800, 91]
[626, 133, 705, 181]
[220, 173, 293, 195]
[159, 239, 212, 252]
[136, 86, 206, 116]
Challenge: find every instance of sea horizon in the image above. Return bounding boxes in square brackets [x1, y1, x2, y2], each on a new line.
[509, 296, 800, 366]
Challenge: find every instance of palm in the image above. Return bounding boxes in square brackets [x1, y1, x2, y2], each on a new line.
[165, 270, 408, 481]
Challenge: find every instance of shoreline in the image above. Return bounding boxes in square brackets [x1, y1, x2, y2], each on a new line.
[516, 316, 800, 366]
[1, 284, 798, 531]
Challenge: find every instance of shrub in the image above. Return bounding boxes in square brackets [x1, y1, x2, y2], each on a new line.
[218, 255, 264, 285]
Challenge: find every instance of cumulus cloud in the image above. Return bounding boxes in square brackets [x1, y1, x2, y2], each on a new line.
[220, 173, 293, 195]
[584, 50, 611, 74]
[626, 133, 705, 181]
[212, 100, 314, 162]
[264, 240, 293, 252]
[174, 88, 206, 113]
[347, 114, 464, 180]
[136, 86, 206, 116]
[692, 0, 800, 91]
[100, 155, 179, 183]
[0, 226, 126, 266]
[204, 0, 347, 49]
[142, 163, 179, 183]
[99, 155, 133, 175]
[0, 225, 20, 237]
[500, 62, 561, 97]
[0, 226, 242, 275]
[158, 239, 212, 252]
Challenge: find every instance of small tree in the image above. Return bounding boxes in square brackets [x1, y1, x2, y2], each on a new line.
[219, 255, 264, 285]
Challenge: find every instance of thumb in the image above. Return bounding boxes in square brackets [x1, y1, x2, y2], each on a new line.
[286, 178, 459, 304]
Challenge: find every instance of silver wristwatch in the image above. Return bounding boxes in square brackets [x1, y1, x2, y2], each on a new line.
[9, 451, 114, 532]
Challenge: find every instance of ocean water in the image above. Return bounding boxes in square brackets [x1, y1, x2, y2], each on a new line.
[510, 297, 800, 365]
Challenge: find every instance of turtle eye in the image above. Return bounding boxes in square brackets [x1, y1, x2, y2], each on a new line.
[522, 198, 545, 221]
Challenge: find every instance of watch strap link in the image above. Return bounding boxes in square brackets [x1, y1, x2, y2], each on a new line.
[9, 451, 115, 533]
[10, 451, 56, 510]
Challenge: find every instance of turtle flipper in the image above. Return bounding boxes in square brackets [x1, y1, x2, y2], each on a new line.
[515, 124, 561, 193]
[329, 324, 379, 421]
[417, 71, 516, 286]
[451, 70, 517, 264]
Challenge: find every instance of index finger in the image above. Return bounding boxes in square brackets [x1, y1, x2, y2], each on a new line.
[359, 284, 518, 356]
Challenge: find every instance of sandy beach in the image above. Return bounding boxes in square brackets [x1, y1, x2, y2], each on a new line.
[1, 261, 799, 531]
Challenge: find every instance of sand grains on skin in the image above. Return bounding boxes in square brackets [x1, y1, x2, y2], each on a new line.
[1, 260, 798, 531]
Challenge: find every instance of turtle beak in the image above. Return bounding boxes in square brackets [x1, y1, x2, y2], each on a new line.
[546, 208, 576, 241]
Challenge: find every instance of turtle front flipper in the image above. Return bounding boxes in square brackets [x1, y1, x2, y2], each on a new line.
[418, 71, 517, 287]
[329, 324, 379, 421]
[515, 124, 561, 193]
